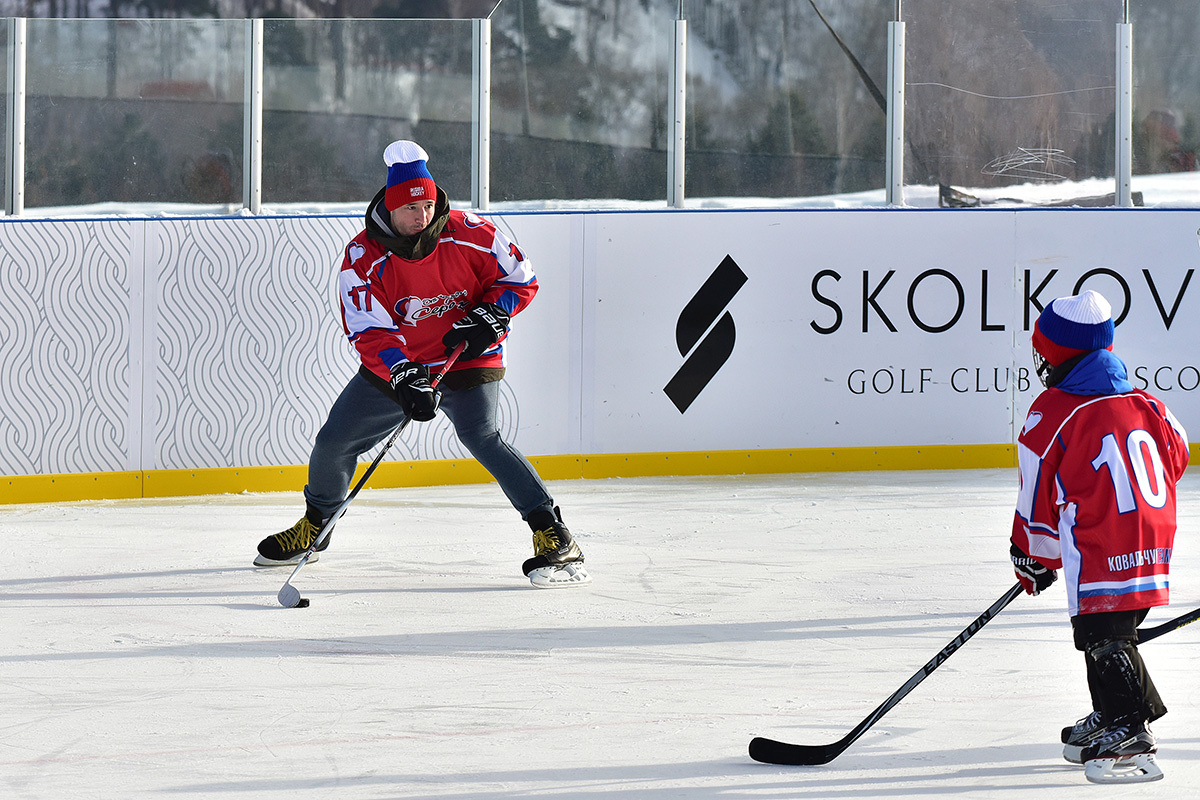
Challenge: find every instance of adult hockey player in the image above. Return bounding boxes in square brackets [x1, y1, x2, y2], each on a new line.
[254, 140, 589, 588]
[1011, 290, 1188, 784]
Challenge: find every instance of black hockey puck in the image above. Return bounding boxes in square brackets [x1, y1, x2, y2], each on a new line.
[296, 598, 310, 608]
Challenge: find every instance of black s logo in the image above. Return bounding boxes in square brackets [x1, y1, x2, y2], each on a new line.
[664, 255, 748, 413]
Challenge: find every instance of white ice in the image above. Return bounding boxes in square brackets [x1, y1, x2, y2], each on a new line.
[3, 469, 1198, 798]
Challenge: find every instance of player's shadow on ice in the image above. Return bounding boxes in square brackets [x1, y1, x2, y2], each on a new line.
[0, 565, 539, 609]
[4, 608, 1071, 665]
[159, 740, 1198, 797]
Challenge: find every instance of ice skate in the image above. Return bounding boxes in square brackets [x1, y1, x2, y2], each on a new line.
[1061, 710, 1104, 764]
[523, 507, 591, 588]
[1081, 722, 1163, 784]
[254, 505, 332, 566]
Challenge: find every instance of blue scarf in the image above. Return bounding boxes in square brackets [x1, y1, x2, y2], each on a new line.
[1055, 349, 1133, 396]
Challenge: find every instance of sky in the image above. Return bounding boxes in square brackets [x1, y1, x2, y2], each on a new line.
[2, 468, 1198, 798]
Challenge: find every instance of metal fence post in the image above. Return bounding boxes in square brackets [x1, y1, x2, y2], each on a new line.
[243, 18, 263, 215]
[5, 17, 26, 216]
[667, 11, 686, 209]
[1115, 22, 1133, 207]
[885, 20, 905, 207]
[472, 17, 491, 212]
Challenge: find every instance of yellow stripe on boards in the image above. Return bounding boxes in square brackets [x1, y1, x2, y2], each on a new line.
[0, 471, 145, 505]
[0, 444, 1028, 506]
[567, 445, 1017, 478]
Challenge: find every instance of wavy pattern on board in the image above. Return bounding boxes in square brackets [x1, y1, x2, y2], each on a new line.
[0, 214, 528, 481]
[67, 222, 131, 473]
[154, 219, 231, 469]
[0, 225, 46, 476]
[151, 217, 360, 469]
[267, 217, 363, 463]
[0, 221, 130, 476]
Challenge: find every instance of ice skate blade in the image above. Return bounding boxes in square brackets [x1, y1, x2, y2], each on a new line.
[528, 562, 591, 588]
[254, 552, 318, 567]
[1084, 753, 1163, 784]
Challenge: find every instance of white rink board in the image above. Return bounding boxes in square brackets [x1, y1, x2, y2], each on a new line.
[0, 208, 1197, 479]
[568, 209, 1200, 454]
[581, 210, 1021, 452]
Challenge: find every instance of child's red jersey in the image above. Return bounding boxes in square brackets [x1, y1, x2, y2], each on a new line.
[1013, 387, 1189, 616]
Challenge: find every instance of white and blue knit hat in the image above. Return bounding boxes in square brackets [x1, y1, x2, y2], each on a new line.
[383, 140, 437, 210]
[1032, 290, 1115, 366]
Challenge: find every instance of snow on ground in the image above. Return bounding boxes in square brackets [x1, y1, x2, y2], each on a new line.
[2, 469, 1199, 798]
[21, 171, 1200, 218]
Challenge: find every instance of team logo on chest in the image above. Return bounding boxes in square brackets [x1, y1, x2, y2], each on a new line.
[395, 290, 469, 326]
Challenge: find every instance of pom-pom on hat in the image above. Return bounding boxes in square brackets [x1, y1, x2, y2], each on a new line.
[1032, 289, 1115, 367]
[383, 140, 437, 210]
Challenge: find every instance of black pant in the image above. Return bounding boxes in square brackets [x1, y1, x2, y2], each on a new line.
[1071, 609, 1167, 726]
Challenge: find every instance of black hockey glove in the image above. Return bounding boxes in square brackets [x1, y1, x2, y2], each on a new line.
[1011, 543, 1057, 596]
[442, 303, 510, 360]
[389, 361, 441, 422]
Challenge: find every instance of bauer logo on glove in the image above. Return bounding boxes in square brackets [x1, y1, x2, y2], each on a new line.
[443, 302, 510, 360]
[389, 361, 441, 421]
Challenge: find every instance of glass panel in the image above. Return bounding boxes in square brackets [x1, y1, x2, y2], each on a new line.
[680, 0, 889, 205]
[261, 18, 474, 207]
[396, 1, 502, 17]
[1131, 0, 1200, 207]
[903, 0, 1122, 205]
[24, 19, 245, 211]
[489, 0, 673, 207]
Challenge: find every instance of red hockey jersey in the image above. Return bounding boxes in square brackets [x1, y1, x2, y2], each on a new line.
[1013, 380, 1189, 616]
[338, 207, 537, 382]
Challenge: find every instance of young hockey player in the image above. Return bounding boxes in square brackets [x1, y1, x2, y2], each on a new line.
[1010, 290, 1188, 784]
[254, 140, 589, 588]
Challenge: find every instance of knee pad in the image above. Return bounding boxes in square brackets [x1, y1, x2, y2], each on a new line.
[1086, 637, 1144, 722]
[1086, 636, 1135, 663]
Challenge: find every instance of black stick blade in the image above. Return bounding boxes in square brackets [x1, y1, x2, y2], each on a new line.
[749, 584, 1026, 766]
[1137, 605, 1200, 644]
[749, 736, 844, 766]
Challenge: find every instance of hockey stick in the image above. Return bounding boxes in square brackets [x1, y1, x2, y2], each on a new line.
[1137, 605, 1200, 644]
[277, 341, 467, 608]
[749, 582, 1024, 766]
[805, 0, 886, 114]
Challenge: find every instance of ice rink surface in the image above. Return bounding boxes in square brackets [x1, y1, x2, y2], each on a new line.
[3, 468, 1198, 798]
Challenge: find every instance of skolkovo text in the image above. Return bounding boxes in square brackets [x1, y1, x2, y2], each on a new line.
[848, 364, 1200, 395]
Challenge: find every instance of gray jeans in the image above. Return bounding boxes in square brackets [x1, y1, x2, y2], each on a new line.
[303, 372, 554, 522]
